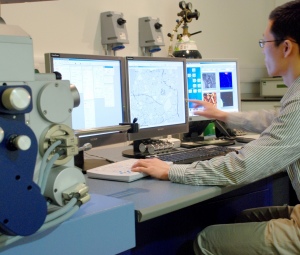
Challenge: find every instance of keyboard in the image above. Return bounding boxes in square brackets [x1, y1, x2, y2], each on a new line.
[86, 146, 235, 182]
[87, 158, 147, 182]
[155, 145, 236, 164]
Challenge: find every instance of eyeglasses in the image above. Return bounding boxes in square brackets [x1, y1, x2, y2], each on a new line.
[258, 39, 283, 48]
[259, 38, 298, 48]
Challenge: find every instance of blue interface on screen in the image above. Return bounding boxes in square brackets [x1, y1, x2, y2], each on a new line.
[186, 59, 240, 120]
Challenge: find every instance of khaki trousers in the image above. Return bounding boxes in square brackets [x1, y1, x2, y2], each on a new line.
[194, 205, 300, 255]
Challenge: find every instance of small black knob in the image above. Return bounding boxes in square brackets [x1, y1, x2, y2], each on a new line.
[117, 18, 126, 25]
[53, 71, 62, 80]
[154, 22, 162, 29]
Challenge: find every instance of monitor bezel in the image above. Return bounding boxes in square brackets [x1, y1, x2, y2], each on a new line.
[44, 52, 128, 147]
[124, 56, 189, 142]
[186, 58, 241, 122]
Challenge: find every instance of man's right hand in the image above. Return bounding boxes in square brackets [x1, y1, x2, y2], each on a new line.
[189, 99, 228, 122]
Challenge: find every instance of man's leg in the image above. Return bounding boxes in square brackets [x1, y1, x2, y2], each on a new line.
[194, 222, 271, 255]
[235, 205, 293, 223]
[194, 206, 300, 255]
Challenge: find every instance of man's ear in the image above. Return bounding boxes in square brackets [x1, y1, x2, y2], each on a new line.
[283, 40, 293, 57]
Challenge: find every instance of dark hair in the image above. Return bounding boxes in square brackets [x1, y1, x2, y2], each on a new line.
[269, 0, 300, 47]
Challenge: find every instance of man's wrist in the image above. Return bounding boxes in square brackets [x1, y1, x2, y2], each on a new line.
[218, 111, 229, 122]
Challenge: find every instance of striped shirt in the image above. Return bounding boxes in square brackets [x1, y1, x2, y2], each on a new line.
[169, 76, 300, 201]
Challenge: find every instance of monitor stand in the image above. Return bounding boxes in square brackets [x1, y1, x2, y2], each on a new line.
[181, 120, 211, 142]
[122, 140, 148, 159]
[180, 120, 236, 148]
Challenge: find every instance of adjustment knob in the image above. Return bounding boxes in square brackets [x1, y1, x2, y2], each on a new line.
[187, 2, 193, 10]
[53, 71, 62, 80]
[70, 84, 80, 108]
[8, 135, 31, 151]
[117, 18, 126, 25]
[2, 87, 31, 111]
[15, 135, 31, 150]
[154, 22, 162, 29]
[179, 1, 186, 9]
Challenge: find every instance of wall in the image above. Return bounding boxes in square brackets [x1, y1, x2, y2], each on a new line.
[1, 0, 280, 92]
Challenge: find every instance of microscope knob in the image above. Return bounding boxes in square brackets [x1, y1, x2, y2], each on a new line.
[2, 87, 31, 111]
[154, 22, 162, 29]
[8, 135, 31, 151]
[70, 84, 80, 108]
[14, 135, 31, 151]
[53, 71, 62, 80]
[117, 18, 126, 25]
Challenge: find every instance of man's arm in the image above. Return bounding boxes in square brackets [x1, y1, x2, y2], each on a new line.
[226, 109, 279, 133]
[168, 99, 300, 186]
[190, 99, 279, 134]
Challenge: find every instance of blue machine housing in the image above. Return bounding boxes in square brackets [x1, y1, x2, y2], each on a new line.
[0, 88, 47, 236]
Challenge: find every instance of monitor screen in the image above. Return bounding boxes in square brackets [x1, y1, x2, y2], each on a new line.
[44, 53, 127, 148]
[124, 56, 188, 156]
[186, 59, 240, 122]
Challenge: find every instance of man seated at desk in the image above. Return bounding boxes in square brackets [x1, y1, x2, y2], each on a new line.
[132, 1, 300, 254]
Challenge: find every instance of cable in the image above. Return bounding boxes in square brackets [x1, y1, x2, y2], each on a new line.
[38, 205, 80, 232]
[40, 152, 61, 195]
[0, 235, 22, 248]
[38, 140, 62, 187]
[0, 139, 88, 248]
[0, 195, 81, 246]
[45, 197, 77, 223]
[0, 140, 88, 248]
[0, 204, 80, 248]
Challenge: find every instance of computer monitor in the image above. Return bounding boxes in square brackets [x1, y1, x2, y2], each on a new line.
[187, 58, 240, 120]
[184, 59, 240, 139]
[123, 56, 188, 158]
[44, 53, 128, 150]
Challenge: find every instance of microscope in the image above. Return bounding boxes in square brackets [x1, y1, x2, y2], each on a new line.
[0, 22, 89, 239]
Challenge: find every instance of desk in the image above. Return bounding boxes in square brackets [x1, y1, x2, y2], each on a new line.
[88, 177, 261, 223]
[0, 194, 135, 255]
[1, 142, 291, 255]
[85, 144, 292, 255]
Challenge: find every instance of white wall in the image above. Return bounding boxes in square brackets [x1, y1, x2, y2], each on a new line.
[1, 0, 279, 91]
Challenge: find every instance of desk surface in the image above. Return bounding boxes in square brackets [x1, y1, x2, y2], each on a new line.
[87, 177, 243, 222]
[85, 144, 247, 222]
[0, 194, 135, 255]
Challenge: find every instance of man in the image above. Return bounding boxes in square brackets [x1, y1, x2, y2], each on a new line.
[132, 1, 300, 254]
